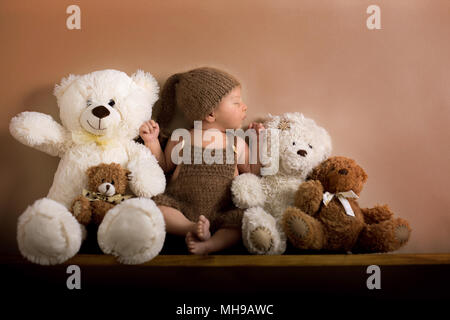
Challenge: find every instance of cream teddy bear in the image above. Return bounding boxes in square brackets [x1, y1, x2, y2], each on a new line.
[231, 113, 332, 254]
[10, 69, 166, 265]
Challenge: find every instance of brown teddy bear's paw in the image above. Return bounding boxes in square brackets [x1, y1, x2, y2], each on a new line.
[71, 196, 92, 225]
[356, 218, 411, 252]
[283, 208, 311, 247]
[362, 205, 394, 224]
[91, 201, 115, 225]
[283, 207, 326, 250]
[395, 223, 411, 245]
[294, 180, 323, 215]
[250, 226, 274, 253]
[286, 214, 309, 239]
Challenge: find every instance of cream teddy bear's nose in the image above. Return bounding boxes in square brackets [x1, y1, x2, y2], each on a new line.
[297, 149, 307, 157]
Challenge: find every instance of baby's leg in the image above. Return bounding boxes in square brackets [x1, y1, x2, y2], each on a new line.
[186, 228, 241, 255]
[159, 206, 210, 240]
[159, 205, 196, 236]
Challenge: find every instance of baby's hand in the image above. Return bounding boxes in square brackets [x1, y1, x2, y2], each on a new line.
[248, 122, 265, 135]
[139, 120, 160, 145]
[246, 122, 266, 174]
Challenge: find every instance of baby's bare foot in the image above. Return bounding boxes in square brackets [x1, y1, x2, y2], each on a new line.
[195, 215, 211, 241]
[186, 232, 211, 255]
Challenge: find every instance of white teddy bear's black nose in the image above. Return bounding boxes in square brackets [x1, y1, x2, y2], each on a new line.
[297, 149, 307, 157]
[92, 105, 110, 119]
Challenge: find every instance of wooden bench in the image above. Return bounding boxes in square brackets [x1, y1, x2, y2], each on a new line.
[2, 253, 449, 302]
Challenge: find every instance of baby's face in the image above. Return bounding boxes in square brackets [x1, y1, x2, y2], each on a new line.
[213, 86, 247, 130]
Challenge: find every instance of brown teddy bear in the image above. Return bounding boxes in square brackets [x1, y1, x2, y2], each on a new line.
[71, 163, 133, 226]
[282, 156, 411, 253]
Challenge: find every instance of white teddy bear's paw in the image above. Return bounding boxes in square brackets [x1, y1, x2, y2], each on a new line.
[97, 198, 165, 264]
[242, 207, 285, 255]
[231, 173, 265, 209]
[17, 198, 82, 265]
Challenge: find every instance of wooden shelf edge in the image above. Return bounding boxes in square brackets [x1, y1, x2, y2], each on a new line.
[1, 253, 449, 267]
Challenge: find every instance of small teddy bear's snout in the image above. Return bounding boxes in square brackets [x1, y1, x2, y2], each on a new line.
[98, 182, 115, 196]
[297, 149, 307, 157]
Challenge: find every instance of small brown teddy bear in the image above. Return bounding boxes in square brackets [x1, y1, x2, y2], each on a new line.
[282, 156, 411, 253]
[71, 163, 133, 226]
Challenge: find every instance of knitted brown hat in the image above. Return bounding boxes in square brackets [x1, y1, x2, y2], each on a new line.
[156, 67, 240, 130]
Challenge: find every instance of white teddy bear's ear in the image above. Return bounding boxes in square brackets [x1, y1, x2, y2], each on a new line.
[131, 70, 159, 94]
[282, 112, 305, 127]
[319, 127, 333, 160]
[264, 113, 281, 129]
[53, 74, 79, 100]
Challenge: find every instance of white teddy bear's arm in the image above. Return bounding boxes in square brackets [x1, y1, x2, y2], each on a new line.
[231, 173, 266, 209]
[126, 141, 166, 198]
[9, 112, 70, 157]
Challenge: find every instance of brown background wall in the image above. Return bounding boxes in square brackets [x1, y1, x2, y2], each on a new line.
[0, 0, 448, 254]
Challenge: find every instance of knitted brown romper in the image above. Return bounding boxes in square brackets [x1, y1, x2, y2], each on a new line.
[153, 143, 244, 233]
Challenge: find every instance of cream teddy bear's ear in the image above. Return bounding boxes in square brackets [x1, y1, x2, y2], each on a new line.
[264, 113, 281, 129]
[282, 112, 304, 128]
[53, 74, 80, 100]
[319, 127, 332, 160]
[131, 70, 159, 94]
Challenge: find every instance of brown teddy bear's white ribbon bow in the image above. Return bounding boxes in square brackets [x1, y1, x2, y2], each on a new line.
[322, 190, 359, 217]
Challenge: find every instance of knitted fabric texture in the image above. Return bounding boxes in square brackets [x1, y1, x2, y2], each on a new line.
[153, 144, 243, 232]
[156, 67, 240, 130]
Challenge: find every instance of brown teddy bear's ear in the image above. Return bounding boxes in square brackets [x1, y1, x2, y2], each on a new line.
[358, 166, 368, 183]
[308, 164, 322, 180]
[86, 165, 104, 191]
[86, 165, 99, 179]
[125, 170, 132, 181]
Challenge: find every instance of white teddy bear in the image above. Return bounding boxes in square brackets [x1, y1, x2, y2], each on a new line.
[231, 112, 332, 254]
[10, 69, 166, 265]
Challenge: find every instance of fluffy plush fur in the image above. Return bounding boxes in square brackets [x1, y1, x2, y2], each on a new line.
[10, 69, 166, 265]
[232, 113, 332, 254]
[282, 156, 411, 252]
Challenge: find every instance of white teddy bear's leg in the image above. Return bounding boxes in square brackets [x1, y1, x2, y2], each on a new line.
[97, 198, 165, 265]
[17, 198, 83, 265]
[242, 207, 285, 255]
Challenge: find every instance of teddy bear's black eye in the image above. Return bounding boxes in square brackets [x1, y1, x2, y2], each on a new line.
[309, 144, 313, 149]
[86, 99, 92, 106]
[111, 180, 115, 185]
[102, 179, 105, 183]
[292, 142, 296, 146]
[108, 99, 115, 107]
